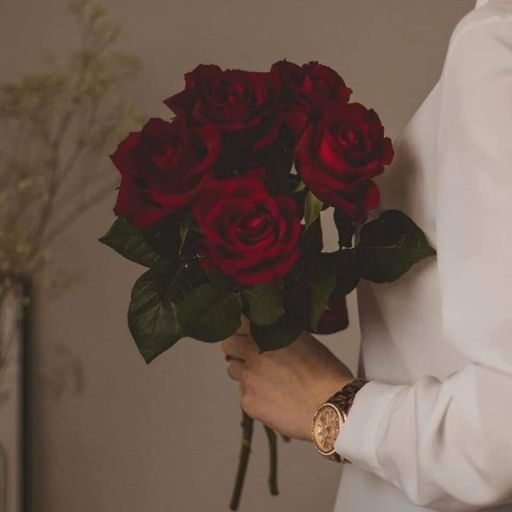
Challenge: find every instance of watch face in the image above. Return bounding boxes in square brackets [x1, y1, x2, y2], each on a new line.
[312, 404, 342, 455]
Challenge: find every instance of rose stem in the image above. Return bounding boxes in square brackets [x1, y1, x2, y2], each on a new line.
[263, 425, 279, 496]
[229, 410, 254, 511]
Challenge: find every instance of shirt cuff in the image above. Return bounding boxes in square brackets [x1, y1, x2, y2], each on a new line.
[334, 380, 407, 477]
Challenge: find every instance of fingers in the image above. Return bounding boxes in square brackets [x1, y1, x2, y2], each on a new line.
[237, 314, 251, 335]
[226, 358, 244, 382]
[220, 334, 259, 362]
[220, 325, 259, 389]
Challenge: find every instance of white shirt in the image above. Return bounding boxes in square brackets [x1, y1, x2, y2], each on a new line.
[334, 1, 512, 511]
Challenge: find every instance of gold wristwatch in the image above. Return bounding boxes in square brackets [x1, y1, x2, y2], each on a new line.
[311, 378, 368, 463]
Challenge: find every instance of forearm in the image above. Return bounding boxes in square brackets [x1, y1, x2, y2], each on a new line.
[336, 367, 512, 511]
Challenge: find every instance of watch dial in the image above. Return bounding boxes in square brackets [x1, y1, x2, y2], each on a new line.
[313, 405, 340, 454]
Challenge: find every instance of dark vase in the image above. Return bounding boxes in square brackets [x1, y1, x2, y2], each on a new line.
[0, 275, 32, 512]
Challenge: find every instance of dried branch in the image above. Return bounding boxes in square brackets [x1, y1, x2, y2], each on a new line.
[0, 0, 142, 281]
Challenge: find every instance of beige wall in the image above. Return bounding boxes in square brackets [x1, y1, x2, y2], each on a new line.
[0, 1, 473, 510]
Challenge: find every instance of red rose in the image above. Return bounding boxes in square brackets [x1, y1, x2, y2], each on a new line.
[111, 117, 221, 228]
[192, 169, 302, 286]
[294, 103, 394, 221]
[271, 60, 352, 112]
[165, 64, 282, 152]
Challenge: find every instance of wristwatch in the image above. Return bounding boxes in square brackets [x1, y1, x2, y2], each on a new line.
[311, 378, 368, 463]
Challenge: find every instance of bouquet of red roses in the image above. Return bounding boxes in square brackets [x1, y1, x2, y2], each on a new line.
[100, 60, 435, 509]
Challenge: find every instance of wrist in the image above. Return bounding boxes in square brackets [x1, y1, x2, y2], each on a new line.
[298, 374, 353, 442]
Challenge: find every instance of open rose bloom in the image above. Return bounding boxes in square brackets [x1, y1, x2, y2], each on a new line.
[101, 59, 434, 360]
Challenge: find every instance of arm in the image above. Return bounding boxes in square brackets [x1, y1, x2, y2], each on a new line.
[335, 12, 512, 511]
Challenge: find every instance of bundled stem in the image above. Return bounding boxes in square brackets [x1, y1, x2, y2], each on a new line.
[263, 425, 279, 496]
[229, 411, 286, 510]
[229, 410, 254, 511]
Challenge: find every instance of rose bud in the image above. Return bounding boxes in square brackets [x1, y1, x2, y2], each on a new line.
[294, 103, 394, 221]
[111, 117, 221, 228]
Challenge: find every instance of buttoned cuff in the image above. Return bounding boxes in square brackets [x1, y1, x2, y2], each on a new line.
[334, 380, 407, 477]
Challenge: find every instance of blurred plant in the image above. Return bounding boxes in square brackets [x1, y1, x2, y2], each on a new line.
[0, 4, 142, 505]
[0, 0, 142, 383]
[0, 0, 142, 283]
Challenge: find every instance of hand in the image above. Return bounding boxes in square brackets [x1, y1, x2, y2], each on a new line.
[221, 316, 354, 441]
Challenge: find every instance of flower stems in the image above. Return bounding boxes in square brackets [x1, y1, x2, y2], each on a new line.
[230, 410, 254, 511]
[229, 412, 288, 509]
[263, 425, 279, 496]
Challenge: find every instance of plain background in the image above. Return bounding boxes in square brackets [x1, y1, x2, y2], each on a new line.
[0, 1, 473, 510]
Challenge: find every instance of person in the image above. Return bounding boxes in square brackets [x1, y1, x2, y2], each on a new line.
[220, 0, 512, 510]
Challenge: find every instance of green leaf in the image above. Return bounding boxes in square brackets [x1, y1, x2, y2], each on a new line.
[140, 217, 181, 262]
[128, 267, 182, 363]
[207, 269, 240, 291]
[306, 254, 338, 331]
[242, 281, 285, 326]
[250, 311, 307, 352]
[334, 249, 360, 295]
[357, 209, 437, 283]
[285, 217, 323, 285]
[177, 283, 242, 342]
[178, 225, 189, 255]
[249, 281, 310, 352]
[165, 262, 210, 303]
[292, 180, 306, 194]
[99, 217, 164, 268]
[304, 191, 323, 231]
[174, 210, 197, 256]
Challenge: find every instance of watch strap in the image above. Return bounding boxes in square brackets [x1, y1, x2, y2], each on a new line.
[327, 378, 369, 415]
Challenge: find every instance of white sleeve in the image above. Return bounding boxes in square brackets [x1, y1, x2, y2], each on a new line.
[334, 12, 512, 512]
